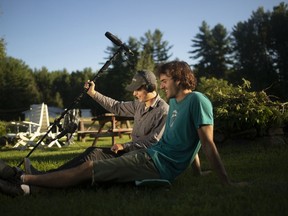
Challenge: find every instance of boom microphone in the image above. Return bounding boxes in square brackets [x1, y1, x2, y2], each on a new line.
[105, 32, 134, 56]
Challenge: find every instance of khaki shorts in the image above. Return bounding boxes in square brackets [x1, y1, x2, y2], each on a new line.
[92, 149, 160, 185]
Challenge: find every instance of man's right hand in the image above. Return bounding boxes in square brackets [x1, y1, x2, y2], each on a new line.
[84, 80, 96, 97]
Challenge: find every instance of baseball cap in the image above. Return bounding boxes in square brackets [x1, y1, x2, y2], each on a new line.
[125, 70, 157, 92]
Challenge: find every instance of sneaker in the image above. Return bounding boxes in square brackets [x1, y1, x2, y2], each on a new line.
[0, 159, 23, 186]
[0, 178, 24, 197]
[0, 159, 17, 180]
[24, 158, 43, 175]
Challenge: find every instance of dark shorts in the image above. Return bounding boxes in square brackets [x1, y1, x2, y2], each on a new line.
[92, 149, 160, 185]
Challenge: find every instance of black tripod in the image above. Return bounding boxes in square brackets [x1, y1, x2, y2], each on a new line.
[17, 32, 132, 167]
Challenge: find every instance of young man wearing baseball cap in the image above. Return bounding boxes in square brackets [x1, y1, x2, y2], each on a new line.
[23, 70, 169, 175]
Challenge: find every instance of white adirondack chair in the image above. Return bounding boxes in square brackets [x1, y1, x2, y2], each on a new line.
[13, 103, 61, 149]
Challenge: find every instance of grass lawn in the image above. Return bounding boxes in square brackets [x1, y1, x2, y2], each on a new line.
[0, 135, 288, 216]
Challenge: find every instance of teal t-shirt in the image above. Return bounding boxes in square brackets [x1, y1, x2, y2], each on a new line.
[147, 91, 213, 181]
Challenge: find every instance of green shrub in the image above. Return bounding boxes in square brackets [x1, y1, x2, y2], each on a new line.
[197, 77, 288, 137]
[0, 121, 6, 136]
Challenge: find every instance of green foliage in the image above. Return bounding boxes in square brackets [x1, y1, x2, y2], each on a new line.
[0, 121, 6, 136]
[0, 29, 173, 120]
[0, 38, 6, 59]
[1, 2, 288, 120]
[197, 77, 288, 136]
[190, 3, 288, 100]
[136, 48, 155, 72]
[140, 29, 173, 64]
[0, 57, 41, 120]
[98, 29, 172, 103]
[34, 67, 63, 107]
[190, 21, 232, 79]
[232, 7, 276, 92]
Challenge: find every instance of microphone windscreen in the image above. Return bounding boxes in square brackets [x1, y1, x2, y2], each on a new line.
[105, 32, 122, 46]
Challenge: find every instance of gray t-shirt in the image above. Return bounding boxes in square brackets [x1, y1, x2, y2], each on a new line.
[92, 92, 169, 151]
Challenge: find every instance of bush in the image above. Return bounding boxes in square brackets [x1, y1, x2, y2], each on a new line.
[0, 121, 6, 136]
[197, 78, 288, 138]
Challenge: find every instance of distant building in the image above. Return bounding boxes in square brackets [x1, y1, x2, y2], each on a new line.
[22, 104, 92, 120]
[48, 106, 64, 118]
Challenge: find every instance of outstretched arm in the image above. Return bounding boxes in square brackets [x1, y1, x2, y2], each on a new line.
[85, 80, 136, 116]
[197, 125, 231, 185]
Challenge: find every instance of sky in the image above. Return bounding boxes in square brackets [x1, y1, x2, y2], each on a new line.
[0, 0, 285, 72]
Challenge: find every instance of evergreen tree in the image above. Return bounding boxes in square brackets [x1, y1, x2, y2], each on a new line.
[211, 24, 233, 78]
[190, 21, 231, 79]
[69, 68, 95, 109]
[97, 29, 172, 103]
[140, 29, 173, 65]
[51, 69, 72, 108]
[269, 2, 288, 100]
[0, 57, 40, 120]
[34, 67, 63, 107]
[0, 38, 6, 59]
[136, 47, 155, 72]
[231, 7, 276, 91]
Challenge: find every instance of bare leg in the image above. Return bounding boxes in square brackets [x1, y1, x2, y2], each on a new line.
[23, 161, 93, 188]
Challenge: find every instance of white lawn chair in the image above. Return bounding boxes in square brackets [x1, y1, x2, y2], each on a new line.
[13, 103, 61, 149]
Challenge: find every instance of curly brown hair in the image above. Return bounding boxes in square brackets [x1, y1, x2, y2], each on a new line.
[155, 61, 197, 90]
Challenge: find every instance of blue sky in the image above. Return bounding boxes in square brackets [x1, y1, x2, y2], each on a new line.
[0, 0, 284, 72]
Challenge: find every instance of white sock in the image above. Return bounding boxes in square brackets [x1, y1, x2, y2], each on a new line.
[20, 174, 25, 184]
[21, 184, 30, 195]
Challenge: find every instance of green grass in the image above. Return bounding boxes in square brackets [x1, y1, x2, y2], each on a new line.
[0, 136, 288, 216]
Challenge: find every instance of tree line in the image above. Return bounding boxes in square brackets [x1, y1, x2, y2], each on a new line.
[0, 2, 287, 121]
